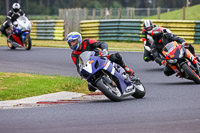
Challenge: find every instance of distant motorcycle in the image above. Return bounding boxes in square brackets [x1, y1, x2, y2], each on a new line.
[78, 51, 146, 102]
[7, 16, 32, 50]
[162, 41, 200, 84]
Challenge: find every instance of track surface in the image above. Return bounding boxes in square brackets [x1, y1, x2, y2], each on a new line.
[0, 47, 200, 133]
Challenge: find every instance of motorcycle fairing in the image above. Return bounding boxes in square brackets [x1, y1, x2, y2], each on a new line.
[165, 45, 181, 60]
[22, 31, 30, 40]
[11, 34, 24, 46]
[79, 51, 133, 94]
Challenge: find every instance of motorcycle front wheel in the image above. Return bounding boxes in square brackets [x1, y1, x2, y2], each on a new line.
[96, 76, 122, 102]
[181, 63, 200, 84]
[132, 80, 146, 98]
[23, 34, 32, 50]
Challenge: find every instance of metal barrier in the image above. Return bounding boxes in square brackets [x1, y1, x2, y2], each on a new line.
[31, 20, 65, 40]
[80, 19, 200, 44]
[80, 19, 142, 41]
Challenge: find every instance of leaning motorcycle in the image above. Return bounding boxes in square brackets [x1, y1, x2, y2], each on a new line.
[162, 41, 200, 84]
[78, 51, 146, 102]
[7, 16, 32, 50]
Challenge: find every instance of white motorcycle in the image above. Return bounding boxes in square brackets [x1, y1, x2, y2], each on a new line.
[7, 16, 32, 50]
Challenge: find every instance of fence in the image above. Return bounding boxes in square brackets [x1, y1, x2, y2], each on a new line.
[31, 20, 65, 40]
[80, 19, 200, 44]
[59, 7, 180, 34]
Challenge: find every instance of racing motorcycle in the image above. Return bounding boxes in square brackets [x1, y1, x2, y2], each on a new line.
[162, 41, 200, 84]
[78, 51, 146, 102]
[7, 16, 32, 50]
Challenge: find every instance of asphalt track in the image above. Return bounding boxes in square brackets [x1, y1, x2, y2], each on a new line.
[0, 47, 200, 133]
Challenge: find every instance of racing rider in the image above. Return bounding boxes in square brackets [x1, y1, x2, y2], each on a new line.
[0, 3, 25, 38]
[141, 20, 156, 62]
[151, 26, 198, 76]
[141, 20, 172, 62]
[66, 32, 137, 91]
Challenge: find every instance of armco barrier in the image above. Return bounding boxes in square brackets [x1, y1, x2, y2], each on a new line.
[80, 19, 142, 42]
[150, 20, 196, 44]
[195, 21, 200, 44]
[80, 19, 200, 44]
[31, 20, 65, 40]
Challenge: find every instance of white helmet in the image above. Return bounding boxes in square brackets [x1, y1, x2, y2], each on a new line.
[12, 3, 20, 12]
[143, 20, 154, 34]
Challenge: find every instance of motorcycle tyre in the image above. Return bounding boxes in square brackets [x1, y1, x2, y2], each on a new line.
[181, 63, 200, 84]
[96, 78, 122, 102]
[132, 81, 146, 99]
[23, 34, 32, 50]
[7, 41, 16, 50]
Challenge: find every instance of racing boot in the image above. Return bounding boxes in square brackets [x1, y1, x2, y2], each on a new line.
[124, 65, 134, 76]
[124, 65, 140, 82]
[176, 72, 184, 78]
[0, 27, 8, 37]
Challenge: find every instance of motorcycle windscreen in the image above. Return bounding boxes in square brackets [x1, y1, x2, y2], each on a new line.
[162, 41, 181, 59]
[79, 51, 94, 64]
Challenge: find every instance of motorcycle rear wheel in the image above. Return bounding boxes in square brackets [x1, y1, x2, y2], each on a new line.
[7, 41, 16, 50]
[181, 63, 200, 84]
[96, 76, 122, 102]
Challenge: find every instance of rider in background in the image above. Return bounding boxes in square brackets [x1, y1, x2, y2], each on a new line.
[0, 3, 25, 38]
[141, 20, 172, 62]
[141, 20, 156, 62]
[151, 26, 198, 76]
[66, 32, 137, 91]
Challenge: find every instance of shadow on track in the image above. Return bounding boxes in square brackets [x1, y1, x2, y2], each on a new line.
[87, 97, 146, 103]
[144, 67, 164, 72]
[156, 81, 196, 86]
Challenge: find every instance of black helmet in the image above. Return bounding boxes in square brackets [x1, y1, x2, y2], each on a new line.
[12, 3, 20, 13]
[143, 20, 154, 34]
[151, 27, 163, 42]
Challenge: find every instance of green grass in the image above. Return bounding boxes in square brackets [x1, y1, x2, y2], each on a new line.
[0, 72, 88, 101]
[0, 36, 144, 51]
[1, 36, 199, 53]
[146, 4, 200, 20]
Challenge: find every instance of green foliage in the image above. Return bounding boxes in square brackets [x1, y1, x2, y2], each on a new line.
[112, 1, 122, 8]
[24, 2, 50, 15]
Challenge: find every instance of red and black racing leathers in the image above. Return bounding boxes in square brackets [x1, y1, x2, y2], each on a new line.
[151, 32, 195, 76]
[151, 32, 185, 66]
[71, 39, 134, 75]
[141, 27, 155, 62]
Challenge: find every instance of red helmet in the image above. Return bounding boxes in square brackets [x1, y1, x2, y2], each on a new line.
[151, 27, 163, 43]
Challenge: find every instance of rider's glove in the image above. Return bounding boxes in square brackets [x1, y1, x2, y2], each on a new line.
[101, 49, 108, 56]
[161, 59, 166, 66]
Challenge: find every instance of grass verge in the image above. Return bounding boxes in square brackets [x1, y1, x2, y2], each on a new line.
[1, 36, 200, 53]
[0, 36, 144, 51]
[145, 4, 200, 20]
[0, 72, 88, 101]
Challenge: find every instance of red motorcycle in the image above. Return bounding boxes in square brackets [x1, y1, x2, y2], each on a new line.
[162, 41, 200, 84]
